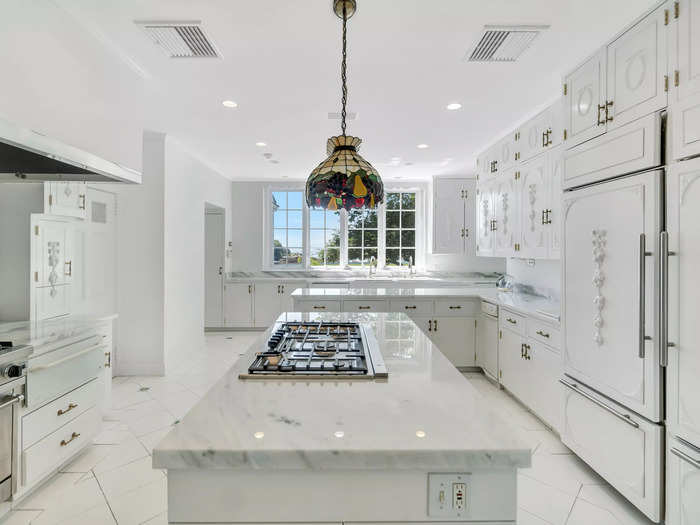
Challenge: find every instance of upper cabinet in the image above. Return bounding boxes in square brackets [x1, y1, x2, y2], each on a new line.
[476, 179, 496, 257]
[564, 4, 668, 150]
[519, 102, 564, 162]
[432, 178, 475, 255]
[45, 182, 88, 220]
[670, 0, 700, 160]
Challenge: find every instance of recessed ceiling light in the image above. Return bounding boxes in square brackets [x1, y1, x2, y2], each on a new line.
[254, 431, 264, 439]
[417, 144, 429, 149]
[222, 100, 238, 108]
[255, 142, 267, 147]
[446, 103, 462, 110]
[415, 430, 426, 438]
[334, 430, 345, 438]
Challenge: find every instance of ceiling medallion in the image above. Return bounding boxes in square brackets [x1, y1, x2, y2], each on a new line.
[305, 0, 383, 211]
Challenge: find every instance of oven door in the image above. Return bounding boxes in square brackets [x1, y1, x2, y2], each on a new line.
[0, 379, 25, 502]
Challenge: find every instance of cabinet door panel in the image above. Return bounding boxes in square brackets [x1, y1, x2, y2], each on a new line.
[432, 179, 465, 254]
[498, 133, 516, 171]
[494, 172, 520, 257]
[499, 328, 526, 398]
[565, 49, 607, 148]
[520, 112, 546, 162]
[253, 282, 282, 328]
[529, 341, 562, 432]
[667, 435, 700, 525]
[520, 155, 549, 259]
[476, 314, 498, 381]
[431, 317, 476, 368]
[667, 158, 700, 445]
[677, 0, 700, 102]
[224, 283, 253, 327]
[476, 183, 495, 256]
[47, 182, 87, 219]
[606, 4, 667, 131]
[563, 170, 662, 421]
[547, 146, 564, 259]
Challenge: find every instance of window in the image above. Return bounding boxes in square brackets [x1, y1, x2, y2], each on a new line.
[272, 190, 303, 266]
[310, 208, 341, 267]
[347, 208, 378, 267]
[385, 191, 415, 266]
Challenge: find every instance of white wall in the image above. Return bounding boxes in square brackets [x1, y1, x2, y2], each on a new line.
[506, 258, 561, 300]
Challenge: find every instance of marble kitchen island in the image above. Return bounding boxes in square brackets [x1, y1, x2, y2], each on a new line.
[153, 313, 531, 524]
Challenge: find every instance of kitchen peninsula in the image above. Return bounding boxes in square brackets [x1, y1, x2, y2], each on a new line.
[153, 312, 530, 524]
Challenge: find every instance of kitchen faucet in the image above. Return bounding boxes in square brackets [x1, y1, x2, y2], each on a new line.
[408, 255, 416, 276]
[368, 255, 377, 277]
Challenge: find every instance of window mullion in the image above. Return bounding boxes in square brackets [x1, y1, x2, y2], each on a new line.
[378, 203, 386, 270]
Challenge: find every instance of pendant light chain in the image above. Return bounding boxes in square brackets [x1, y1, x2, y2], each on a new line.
[340, 3, 348, 136]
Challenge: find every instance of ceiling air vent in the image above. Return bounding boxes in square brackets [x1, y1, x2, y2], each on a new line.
[136, 21, 220, 58]
[466, 25, 549, 62]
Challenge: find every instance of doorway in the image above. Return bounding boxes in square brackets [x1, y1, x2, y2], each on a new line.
[204, 205, 225, 328]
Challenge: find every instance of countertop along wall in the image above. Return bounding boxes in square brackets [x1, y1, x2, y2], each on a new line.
[506, 258, 562, 300]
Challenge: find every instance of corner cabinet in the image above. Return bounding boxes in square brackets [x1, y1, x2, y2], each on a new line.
[224, 281, 303, 328]
[432, 178, 475, 255]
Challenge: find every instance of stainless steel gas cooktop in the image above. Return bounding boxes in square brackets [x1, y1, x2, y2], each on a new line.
[239, 321, 387, 380]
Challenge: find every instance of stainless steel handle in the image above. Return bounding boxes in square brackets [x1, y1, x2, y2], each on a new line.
[639, 233, 652, 358]
[671, 447, 700, 469]
[0, 394, 23, 411]
[559, 379, 639, 428]
[79, 194, 86, 210]
[659, 231, 675, 367]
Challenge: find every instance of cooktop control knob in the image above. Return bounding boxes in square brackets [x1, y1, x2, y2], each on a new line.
[2, 364, 23, 378]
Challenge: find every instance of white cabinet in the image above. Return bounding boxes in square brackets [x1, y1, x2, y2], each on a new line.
[548, 146, 564, 259]
[562, 169, 662, 422]
[476, 310, 498, 381]
[498, 323, 526, 396]
[223, 282, 254, 327]
[493, 170, 521, 257]
[667, 157, 700, 445]
[519, 154, 549, 258]
[475, 179, 496, 256]
[564, 5, 667, 150]
[422, 317, 477, 369]
[44, 182, 87, 220]
[253, 282, 283, 328]
[432, 178, 475, 255]
[667, 434, 700, 525]
[670, 0, 700, 160]
[496, 132, 518, 172]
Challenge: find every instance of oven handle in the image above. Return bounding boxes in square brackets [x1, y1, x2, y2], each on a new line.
[0, 393, 23, 410]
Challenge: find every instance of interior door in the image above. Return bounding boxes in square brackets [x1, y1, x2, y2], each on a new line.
[547, 146, 564, 259]
[667, 158, 700, 445]
[476, 182, 494, 256]
[520, 155, 549, 258]
[494, 170, 520, 257]
[562, 169, 662, 421]
[565, 49, 607, 148]
[432, 179, 465, 254]
[606, 3, 667, 131]
[204, 212, 225, 327]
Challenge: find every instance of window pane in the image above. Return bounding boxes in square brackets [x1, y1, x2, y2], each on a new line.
[310, 230, 325, 249]
[401, 193, 416, 209]
[401, 249, 415, 266]
[386, 230, 400, 247]
[327, 230, 340, 247]
[272, 191, 286, 209]
[288, 210, 302, 228]
[288, 248, 302, 265]
[273, 247, 287, 264]
[401, 230, 415, 247]
[274, 229, 287, 246]
[348, 209, 364, 229]
[310, 210, 325, 228]
[386, 249, 400, 266]
[288, 229, 303, 248]
[386, 193, 401, 210]
[365, 248, 378, 262]
[310, 247, 323, 266]
[364, 230, 378, 247]
[364, 210, 378, 228]
[326, 211, 340, 230]
[273, 210, 286, 228]
[325, 248, 340, 265]
[348, 229, 362, 247]
[386, 211, 400, 228]
[348, 248, 362, 265]
[401, 211, 415, 228]
[287, 191, 303, 210]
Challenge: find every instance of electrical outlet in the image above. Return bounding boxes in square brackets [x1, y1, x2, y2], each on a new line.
[527, 258, 535, 266]
[428, 473, 471, 518]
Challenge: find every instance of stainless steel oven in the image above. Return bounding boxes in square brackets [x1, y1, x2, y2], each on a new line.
[0, 344, 30, 503]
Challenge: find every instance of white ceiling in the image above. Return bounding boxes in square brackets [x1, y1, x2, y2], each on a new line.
[53, 0, 658, 181]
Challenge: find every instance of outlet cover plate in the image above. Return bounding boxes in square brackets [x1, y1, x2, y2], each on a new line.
[427, 472, 472, 518]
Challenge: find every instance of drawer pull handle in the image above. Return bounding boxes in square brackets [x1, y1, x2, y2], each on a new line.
[404, 305, 417, 310]
[536, 330, 550, 338]
[559, 379, 639, 428]
[57, 403, 78, 416]
[60, 432, 81, 447]
[448, 305, 462, 310]
[506, 317, 517, 324]
[671, 447, 700, 469]
[312, 305, 326, 310]
[358, 306, 371, 310]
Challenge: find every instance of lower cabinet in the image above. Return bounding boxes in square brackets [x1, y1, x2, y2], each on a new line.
[499, 326, 527, 397]
[417, 316, 477, 368]
[666, 433, 700, 525]
[224, 281, 305, 328]
[476, 313, 498, 381]
[223, 282, 253, 327]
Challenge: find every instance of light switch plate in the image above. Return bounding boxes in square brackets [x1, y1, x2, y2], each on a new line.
[427, 472, 472, 518]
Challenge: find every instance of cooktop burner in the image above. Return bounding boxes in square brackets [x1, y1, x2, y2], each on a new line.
[240, 321, 387, 380]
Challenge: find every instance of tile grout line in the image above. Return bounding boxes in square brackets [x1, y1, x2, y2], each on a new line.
[92, 467, 119, 525]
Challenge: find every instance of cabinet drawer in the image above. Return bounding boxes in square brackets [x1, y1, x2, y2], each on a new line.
[342, 300, 387, 313]
[560, 378, 662, 521]
[499, 309, 526, 335]
[22, 379, 99, 449]
[295, 300, 341, 313]
[434, 298, 478, 317]
[388, 299, 434, 316]
[528, 320, 561, 350]
[563, 112, 662, 189]
[26, 336, 105, 408]
[23, 406, 100, 487]
[666, 435, 700, 525]
[34, 284, 71, 320]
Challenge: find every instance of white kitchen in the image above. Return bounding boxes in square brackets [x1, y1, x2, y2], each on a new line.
[0, 1, 698, 524]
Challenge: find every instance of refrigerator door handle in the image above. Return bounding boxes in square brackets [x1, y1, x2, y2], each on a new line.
[670, 447, 700, 470]
[659, 231, 677, 367]
[639, 233, 652, 359]
[559, 379, 640, 428]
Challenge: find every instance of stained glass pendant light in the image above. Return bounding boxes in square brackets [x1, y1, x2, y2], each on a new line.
[305, 0, 383, 211]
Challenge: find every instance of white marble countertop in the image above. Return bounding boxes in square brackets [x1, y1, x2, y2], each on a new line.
[153, 312, 531, 472]
[292, 287, 560, 323]
[0, 314, 117, 357]
[225, 271, 500, 285]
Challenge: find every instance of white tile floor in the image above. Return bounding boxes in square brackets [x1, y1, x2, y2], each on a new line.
[3, 333, 655, 525]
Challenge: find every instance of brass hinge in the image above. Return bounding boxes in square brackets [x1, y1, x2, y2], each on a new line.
[563, 83, 567, 96]
[675, 70, 680, 87]
[34, 271, 38, 282]
[34, 225, 39, 236]
[675, 1, 679, 19]
[499, 330, 502, 339]
[563, 129, 568, 141]
[664, 75, 669, 92]
[664, 9, 669, 25]
[499, 370, 502, 379]
[48, 194, 53, 206]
